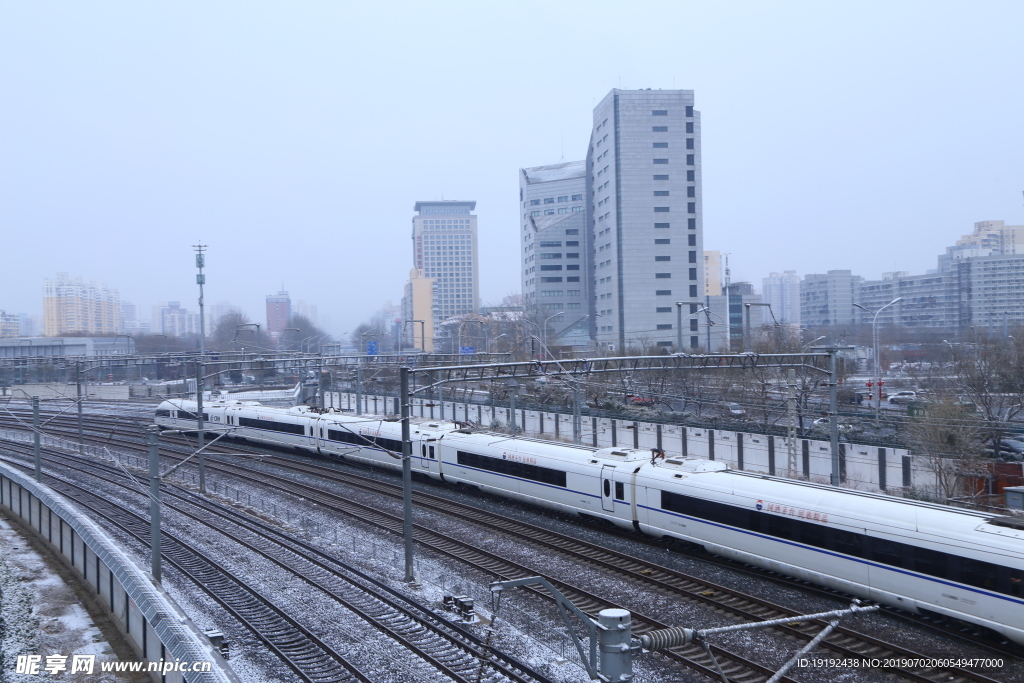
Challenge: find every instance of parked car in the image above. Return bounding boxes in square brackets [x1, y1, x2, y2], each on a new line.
[888, 391, 917, 404]
[727, 402, 746, 416]
[812, 417, 853, 432]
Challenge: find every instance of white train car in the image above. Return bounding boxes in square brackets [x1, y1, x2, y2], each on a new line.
[155, 399, 1024, 645]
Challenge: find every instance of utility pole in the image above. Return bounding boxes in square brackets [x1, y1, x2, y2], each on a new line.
[786, 368, 798, 478]
[399, 367, 416, 583]
[355, 366, 362, 416]
[196, 361, 206, 493]
[829, 349, 840, 486]
[509, 380, 517, 434]
[33, 396, 41, 482]
[572, 381, 582, 445]
[147, 425, 162, 583]
[76, 361, 84, 454]
[675, 301, 684, 352]
[194, 244, 207, 355]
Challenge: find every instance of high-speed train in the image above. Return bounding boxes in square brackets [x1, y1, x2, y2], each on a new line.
[156, 398, 1024, 645]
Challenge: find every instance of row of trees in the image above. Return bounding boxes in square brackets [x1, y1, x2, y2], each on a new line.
[130, 312, 332, 354]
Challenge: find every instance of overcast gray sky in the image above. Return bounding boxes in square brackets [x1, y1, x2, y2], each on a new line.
[2, 1, 1022, 336]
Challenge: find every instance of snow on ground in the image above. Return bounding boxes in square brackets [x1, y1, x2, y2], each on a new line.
[0, 516, 144, 682]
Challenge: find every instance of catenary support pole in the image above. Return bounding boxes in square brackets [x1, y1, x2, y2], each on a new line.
[147, 425, 162, 583]
[509, 380, 517, 434]
[355, 366, 362, 416]
[32, 396, 41, 482]
[598, 609, 633, 683]
[675, 302, 683, 352]
[196, 361, 206, 493]
[829, 350, 840, 486]
[572, 381, 582, 445]
[400, 367, 416, 582]
[76, 361, 84, 454]
[786, 368, 798, 477]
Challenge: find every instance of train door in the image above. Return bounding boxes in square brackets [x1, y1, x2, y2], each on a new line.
[600, 464, 615, 512]
[420, 440, 435, 469]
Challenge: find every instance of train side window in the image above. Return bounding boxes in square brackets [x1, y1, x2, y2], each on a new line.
[832, 528, 863, 557]
[603, 480, 611, 497]
[912, 547, 945, 576]
[800, 523, 831, 549]
[1007, 568, 1023, 597]
[615, 481, 624, 500]
[960, 558, 997, 589]
[869, 537, 905, 568]
[422, 445, 426, 457]
[429, 446, 435, 459]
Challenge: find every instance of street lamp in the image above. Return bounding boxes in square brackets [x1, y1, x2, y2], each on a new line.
[457, 318, 484, 355]
[675, 303, 710, 352]
[802, 335, 826, 350]
[542, 311, 565, 351]
[486, 333, 507, 353]
[743, 303, 775, 352]
[853, 297, 902, 424]
[403, 319, 426, 353]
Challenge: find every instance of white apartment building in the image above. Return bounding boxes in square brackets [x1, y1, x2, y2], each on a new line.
[519, 161, 588, 343]
[588, 89, 705, 350]
[761, 271, 801, 326]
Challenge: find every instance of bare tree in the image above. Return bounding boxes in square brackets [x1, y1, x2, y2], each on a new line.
[907, 395, 987, 501]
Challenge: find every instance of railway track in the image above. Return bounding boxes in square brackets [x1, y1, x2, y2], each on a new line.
[0, 442, 554, 683]
[0, 409, 1014, 683]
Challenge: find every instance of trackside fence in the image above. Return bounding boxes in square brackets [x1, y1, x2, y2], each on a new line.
[0, 460, 240, 683]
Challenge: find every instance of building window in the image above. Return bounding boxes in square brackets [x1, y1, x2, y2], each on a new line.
[686, 122, 694, 133]
[571, 194, 583, 200]
[567, 302, 581, 309]
[686, 138, 694, 149]
[686, 105, 693, 117]
[541, 290, 563, 296]
[652, 126, 668, 132]
[566, 229, 579, 235]
[656, 290, 671, 295]
[655, 255, 671, 261]
[689, 285, 698, 297]
[656, 307, 671, 312]
[530, 199, 541, 206]
[653, 174, 669, 180]
[688, 218, 696, 229]
[652, 109, 668, 115]
[654, 190, 669, 196]
[531, 210, 540, 216]
[657, 324, 672, 330]
[689, 268, 697, 280]
[540, 265, 562, 271]
[654, 222, 670, 229]
[689, 251, 697, 263]
[557, 207, 568, 213]
[653, 158, 669, 164]
[567, 276, 580, 282]
[544, 209, 555, 215]
[687, 170, 695, 181]
[539, 241, 562, 247]
[690, 319, 699, 331]
[566, 240, 579, 246]
[544, 197, 555, 204]
[541, 277, 563, 283]
[540, 253, 562, 259]
[687, 202, 696, 213]
[655, 238, 670, 244]
[686, 154, 695, 165]
[541, 303, 563, 310]
[566, 264, 580, 270]
[687, 186, 696, 198]
[654, 207, 670, 212]
[567, 289, 581, 296]
[557, 196, 568, 202]
[688, 234, 696, 246]
[653, 142, 668, 148]
[656, 273, 671, 279]
[572, 206, 583, 212]
[566, 253, 579, 258]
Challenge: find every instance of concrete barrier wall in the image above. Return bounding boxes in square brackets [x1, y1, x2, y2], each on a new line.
[327, 391, 937, 495]
[5, 383, 131, 400]
[0, 462, 239, 683]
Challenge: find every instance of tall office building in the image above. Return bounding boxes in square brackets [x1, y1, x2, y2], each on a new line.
[411, 201, 479, 343]
[43, 273, 121, 336]
[588, 89, 704, 350]
[265, 290, 291, 342]
[519, 162, 588, 344]
[0, 310, 19, 338]
[152, 301, 201, 337]
[761, 271, 801, 326]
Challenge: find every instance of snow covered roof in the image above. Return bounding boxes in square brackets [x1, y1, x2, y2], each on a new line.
[521, 160, 586, 184]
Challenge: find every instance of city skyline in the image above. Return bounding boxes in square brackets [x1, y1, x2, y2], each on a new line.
[1, 3, 1022, 338]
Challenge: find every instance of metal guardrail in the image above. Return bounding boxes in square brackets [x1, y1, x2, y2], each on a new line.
[0, 458, 240, 683]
